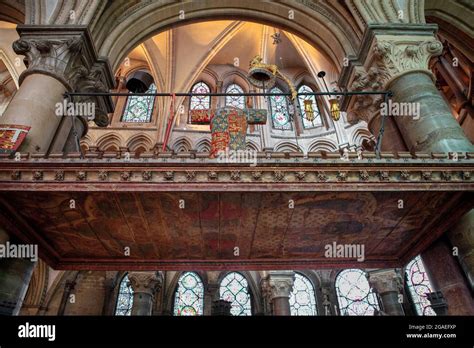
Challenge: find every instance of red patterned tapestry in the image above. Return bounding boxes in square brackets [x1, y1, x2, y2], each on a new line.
[0, 125, 30, 154]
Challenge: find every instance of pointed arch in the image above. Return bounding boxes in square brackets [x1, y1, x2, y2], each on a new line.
[335, 269, 379, 316]
[289, 272, 318, 316]
[219, 272, 252, 316]
[173, 272, 204, 316]
[114, 273, 133, 316]
[172, 137, 192, 153]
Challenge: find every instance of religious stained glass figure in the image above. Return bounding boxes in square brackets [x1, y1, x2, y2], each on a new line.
[121, 83, 156, 122]
[297, 84, 322, 128]
[269, 87, 292, 130]
[190, 81, 211, 110]
[335, 269, 380, 316]
[225, 83, 245, 109]
[115, 274, 133, 316]
[220, 272, 252, 316]
[289, 273, 318, 315]
[174, 272, 204, 316]
[405, 255, 436, 316]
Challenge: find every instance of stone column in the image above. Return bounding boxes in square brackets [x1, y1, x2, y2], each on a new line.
[128, 272, 162, 316]
[447, 209, 474, 291]
[342, 24, 474, 153]
[0, 26, 114, 154]
[204, 283, 219, 316]
[367, 269, 404, 315]
[0, 228, 36, 315]
[421, 237, 474, 315]
[265, 271, 295, 316]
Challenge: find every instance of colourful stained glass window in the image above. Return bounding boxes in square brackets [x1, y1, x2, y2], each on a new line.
[121, 83, 156, 122]
[290, 273, 318, 315]
[405, 255, 436, 316]
[220, 272, 252, 316]
[225, 83, 245, 109]
[297, 85, 321, 128]
[190, 81, 211, 110]
[269, 87, 292, 130]
[173, 272, 204, 316]
[115, 274, 133, 316]
[336, 269, 380, 316]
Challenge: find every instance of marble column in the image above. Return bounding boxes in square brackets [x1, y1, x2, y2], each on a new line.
[0, 27, 114, 154]
[447, 209, 474, 291]
[265, 271, 295, 316]
[0, 228, 36, 315]
[342, 24, 474, 154]
[421, 237, 474, 315]
[128, 272, 162, 316]
[367, 269, 404, 315]
[387, 71, 474, 152]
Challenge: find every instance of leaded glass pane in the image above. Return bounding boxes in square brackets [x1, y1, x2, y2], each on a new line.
[121, 83, 156, 122]
[220, 272, 251, 316]
[190, 81, 211, 110]
[115, 274, 133, 316]
[297, 85, 321, 128]
[270, 87, 292, 130]
[406, 255, 436, 316]
[336, 269, 379, 316]
[225, 83, 245, 109]
[174, 272, 204, 316]
[290, 273, 317, 315]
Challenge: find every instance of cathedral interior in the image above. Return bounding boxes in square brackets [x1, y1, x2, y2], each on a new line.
[0, 0, 473, 320]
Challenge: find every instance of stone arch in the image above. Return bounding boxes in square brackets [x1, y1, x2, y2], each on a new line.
[126, 133, 153, 153]
[96, 133, 124, 151]
[308, 139, 338, 152]
[246, 141, 259, 152]
[195, 138, 211, 153]
[350, 127, 376, 148]
[172, 137, 192, 153]
[93, 1, 361, 73]
[274, 141, 302, 152]
[20, 259, 49, 315]
[0, 0, 26, 24]
[163, 271, 208, 315]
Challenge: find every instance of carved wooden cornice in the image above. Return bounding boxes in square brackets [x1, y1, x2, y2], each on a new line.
[0, 151, 472, 191]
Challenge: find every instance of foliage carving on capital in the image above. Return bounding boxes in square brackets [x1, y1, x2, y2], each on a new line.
[128, 272, 162, 296]
[367, 269, 403, 294]
[267, 272, 295, 299]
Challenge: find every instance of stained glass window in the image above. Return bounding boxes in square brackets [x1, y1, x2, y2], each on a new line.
[405, 255, 436, 316]
[115, 274, 133, 316]
[121, 83, 156, 122]
[290, 273, 318, 315]
[220, 272, 252, 316]
[173, 272, 204, 316]
[269, 87, 292, 130]
[190, 81, 211, 110]
[298, 85, 322, 128]
[335, 269, 379, 316]
[225, 83, 245, 109]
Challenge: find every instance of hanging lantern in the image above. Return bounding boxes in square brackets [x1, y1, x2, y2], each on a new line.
[329, 98, 341, 121]
[304, 99, 315, 122]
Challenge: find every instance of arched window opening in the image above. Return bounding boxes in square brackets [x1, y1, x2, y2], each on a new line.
[289, 273, 318, 315]
[405, 255, 436, 316]
[190, 81, 211, 110]
[173, 272, 204, 316]
[115, 274, 133, 316]
[219, 272, 252, 316]
[297, 84, 321, 128]
[225, 83, 245, 109]
[269, 87, 292, 130]
[335, 269, 379, 316]
[121, 83, 156, 122]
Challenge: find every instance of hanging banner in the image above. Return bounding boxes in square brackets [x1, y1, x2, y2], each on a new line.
[0, 125, 31, 154]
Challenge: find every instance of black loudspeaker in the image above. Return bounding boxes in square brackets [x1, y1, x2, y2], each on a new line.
[125, 71, 154, 93]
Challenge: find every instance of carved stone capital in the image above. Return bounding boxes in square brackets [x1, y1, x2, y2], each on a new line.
[367, 269, 402, 294]
[128, 272, 162, 296]
[266, 271, 295, 299]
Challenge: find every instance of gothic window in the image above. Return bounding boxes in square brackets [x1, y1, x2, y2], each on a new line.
[173, 272, 204, 316]
[405, 255, 436, 316]
[225, 83, 245, 109]
[289, 273, 318, 315]
[297, 84, 321, 128]
[115, 274, 133, 316]
[220, 272, 252, 316]
[121, 83, 156, 122]
[335, 269, 380, 316]
[269, 87, 292, 130]
[190, 81, 211, 110]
